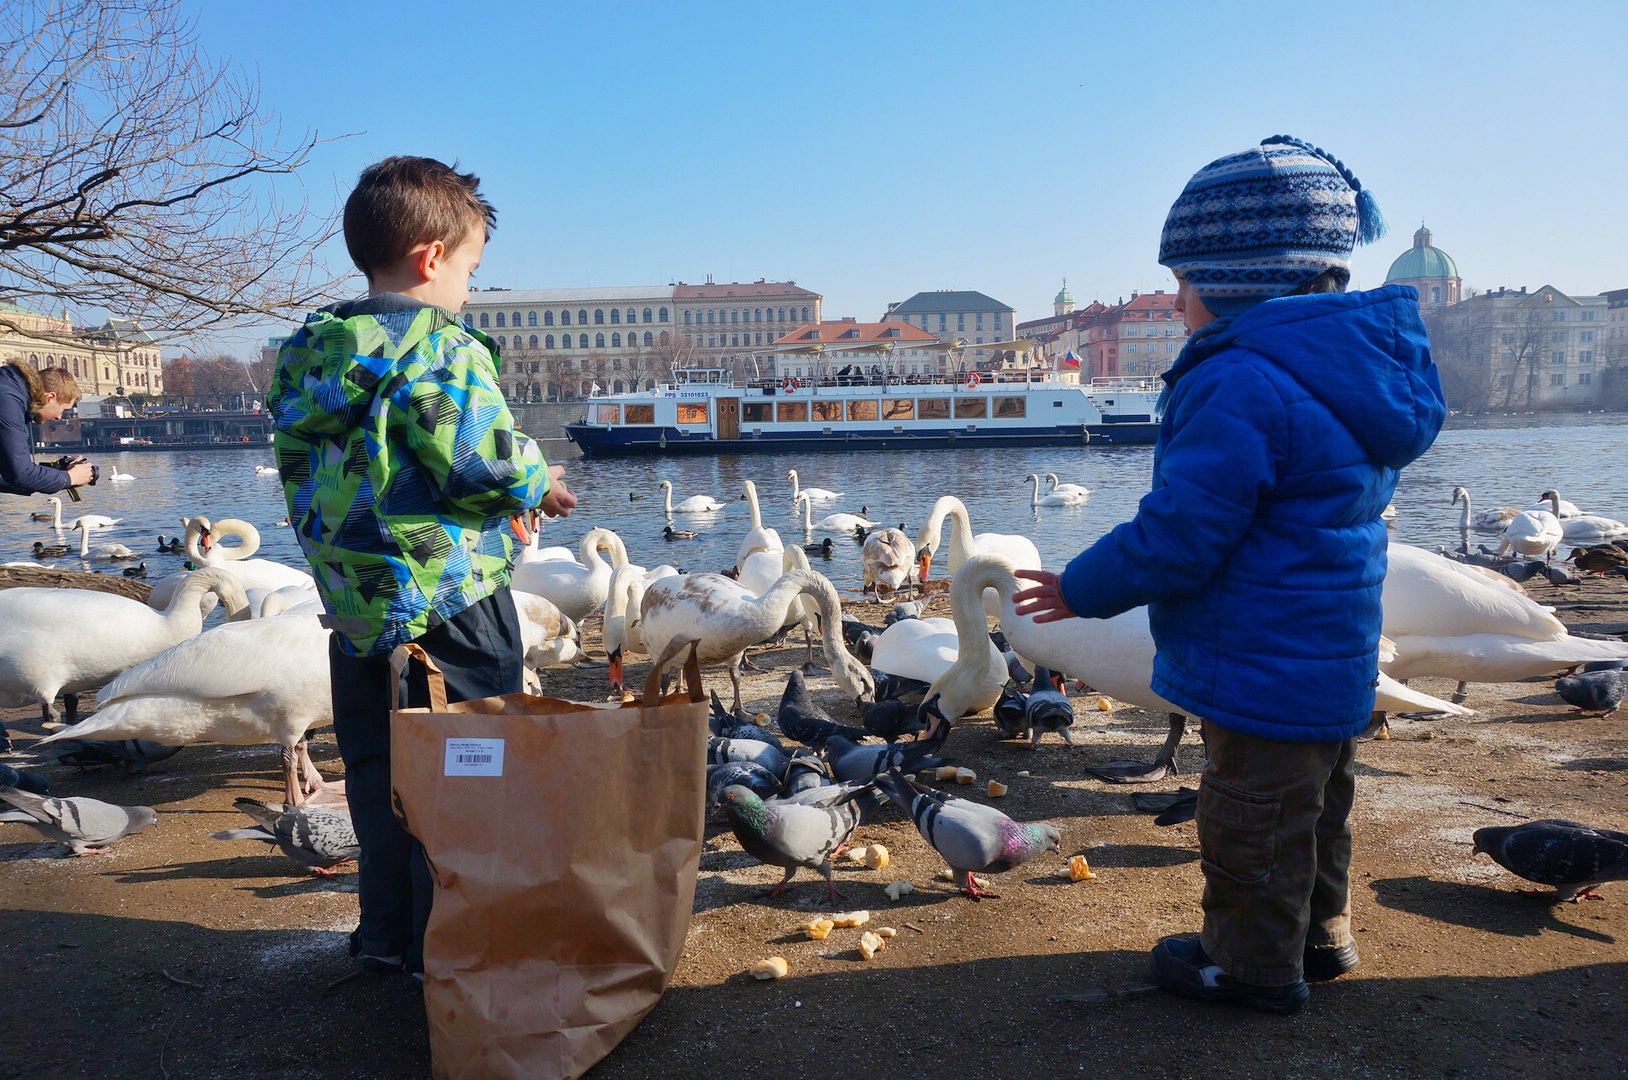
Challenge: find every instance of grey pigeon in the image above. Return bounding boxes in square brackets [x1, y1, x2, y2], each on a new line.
[54, 738, 186, 773]
[210, 797, 359, 874]
[0, 786, 157, 855]
[825, 697, 951, 783]
[706, 761, 782, 813]
[1025, 667, 1076, 749]
[1554, 670, 1627, 717]
[782, 751, 830, 796]
[0, 764, 50, 797]
[884, 600, 926, 626]
[718, 783, 871, 900]
[989, 629, 1032, 685]
[708, 691, 784, 748]
[859, 696, 929, 744]
[777, 669, 871, 748]
[708, 736, 791, 777]
[873, 770, 1060, 900]
[1472, 819, 1628, 901]
[992, 682, 1029, 741]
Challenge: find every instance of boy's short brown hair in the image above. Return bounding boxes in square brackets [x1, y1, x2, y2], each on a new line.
[38, 367, 80, 404]
[342, 156, 497, 280]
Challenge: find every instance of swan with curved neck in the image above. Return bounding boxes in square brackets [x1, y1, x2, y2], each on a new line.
[603, 562, 650, 691]
[1450, 486, 1519, 533]
[1045, 473, 1091, 500]
[639, 567, 874, 714]
[737, 480, 783, 564]
[787, 469, 843, 504]
[659, 480, 725, 515]
[73, 521, 137, 561]
[870, 561, 1006, 721]
[913, 495, 1041, 580]
[793, 492, 877, 534]
[1536, 489, 1628, 544]
[147, 517, 314, 608]
[511, 526, 628, 622]
[39, 495, 121, 532]
[0, 566, 250, 726]
[1025, 474, 1086, 508]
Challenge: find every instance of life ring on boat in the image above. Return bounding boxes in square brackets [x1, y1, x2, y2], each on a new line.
[782, 377, 801, 392]
[964, 371, 982, 388]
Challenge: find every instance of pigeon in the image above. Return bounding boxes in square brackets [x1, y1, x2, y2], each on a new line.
[707, 761, 783, 811]
[1472, 819, 1628, 901]
[708, 735, 791, 777]
[872, 770, 1061, 899]
[210, 797, 359, 874]
[1541, 563, 1583, 587]
[1580, 659, 1628, 673]
[989, 629, 1033, 686]
[777, 776, 887, 822]
[53, 738, 186, 773]
[718, 783, 871, 900]
[776, 670, 870, 749]
[884, 601, 926, 627]
[869, 669, 931, 704]
[782, 750, 830, 796]
[826, 698, 952, 782]
[0, 764, 50, 797]
[860, 696, 930, 744]
[1500, 559, 1547, 584]
[0, 786, 157, 854]
[1024, 667, 1076, 749]
[708, 691, 784, 748]
[992, 682, 1029, 741]
[1554, 670, 1626, 717]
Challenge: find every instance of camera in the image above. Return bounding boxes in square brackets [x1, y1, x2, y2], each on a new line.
[46, 455, 98, 502]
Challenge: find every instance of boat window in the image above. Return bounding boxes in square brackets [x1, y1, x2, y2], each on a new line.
[955, 397, 987, 419]
[777, 401, 808, 422]
[883, 398, 914, 421]
[743, 402, 773, 423]
[594, 404, 620, 424]
[847, 399, 879, 422]
[812, 400, 842, 423]
[624, 404, 654, 424]
[918, 397, 950, 420]
[676, 403, 709, 425]
[993, 396, 1026, 418]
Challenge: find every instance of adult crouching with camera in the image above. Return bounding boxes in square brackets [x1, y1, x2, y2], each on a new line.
[0, 361, 94, 498]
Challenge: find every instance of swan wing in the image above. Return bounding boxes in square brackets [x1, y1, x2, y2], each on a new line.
[1384, 544, 1564, 640]
[95, 615, 329, 705]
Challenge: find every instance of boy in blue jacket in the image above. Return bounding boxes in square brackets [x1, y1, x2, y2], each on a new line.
[1015, 136, 1446, 1014]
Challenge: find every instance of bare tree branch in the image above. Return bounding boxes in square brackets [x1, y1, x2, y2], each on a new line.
[0, 0, 350, 348]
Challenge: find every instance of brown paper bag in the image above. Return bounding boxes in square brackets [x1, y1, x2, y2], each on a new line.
[390, 639, 708, 1080]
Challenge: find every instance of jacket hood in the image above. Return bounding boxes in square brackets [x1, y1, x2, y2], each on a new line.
[1171, 285, 1445, 469]
[278, 295, 484, 440]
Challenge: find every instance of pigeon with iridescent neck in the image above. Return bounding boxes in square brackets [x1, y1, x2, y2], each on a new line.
[719, 783, 870, 901]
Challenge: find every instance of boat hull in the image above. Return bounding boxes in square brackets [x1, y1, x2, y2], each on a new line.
[564, 420, 1159, 457]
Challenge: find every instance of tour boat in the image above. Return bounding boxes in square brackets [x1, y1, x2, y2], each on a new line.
[563, 367, 1162, 457]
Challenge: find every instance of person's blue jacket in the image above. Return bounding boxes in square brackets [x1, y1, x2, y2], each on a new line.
[1057, 285, 1446, 742]
[0, 364, 70, 497]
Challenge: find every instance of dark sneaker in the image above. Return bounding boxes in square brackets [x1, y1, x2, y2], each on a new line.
[348, 930, 406, 975]
[1151, 935, 1309, 1015]
[1303, 943, 1359, 982]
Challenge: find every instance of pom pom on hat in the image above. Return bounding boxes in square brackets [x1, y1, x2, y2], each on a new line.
[1160, 135, 1385, 316]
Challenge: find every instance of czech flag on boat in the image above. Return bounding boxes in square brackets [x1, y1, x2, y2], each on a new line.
[1063, 351, 1081, 368]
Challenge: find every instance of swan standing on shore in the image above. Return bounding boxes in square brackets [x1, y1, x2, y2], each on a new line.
[861, 527, 917, 598]
[511, 526, 628, 622]
[640, 568, 874, 714]
[659, 480, 726, 515]
[787, 469, 843, 505]
[1496, 503, 1563, 559]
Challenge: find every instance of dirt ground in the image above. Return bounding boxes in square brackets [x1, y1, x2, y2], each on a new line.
[2, 574, 1625, 1080]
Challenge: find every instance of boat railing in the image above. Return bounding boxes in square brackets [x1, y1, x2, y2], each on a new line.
[744, 369, 1073, 392]
[1088, 376, 1162, 392]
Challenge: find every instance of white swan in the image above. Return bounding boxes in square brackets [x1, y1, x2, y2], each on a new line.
[794, 491, 878, 534]
[639, 568, 874, 714]
[1535, 490, 1627, 545]
[72, 521, 138, 561]
[861, 527, 917, 597]
[913, 495, 1041, 581]
[787, 469, 843, 504]
[659, 479, 726, 514]
[511, 588, 581, 671]
[33, 495, 120, 531]
[39, 611, 334, 807]
[1026, 473, 1087, 508]
[1450, 486, 1523, 534]
[147, 517, 315, 608]
[254, 465, 280, 477]
[1524, 492, 1581, 519]
[1045, 473, 1092, 501]
[1496, 505, 1563, 558]
[870, 605, 1006, 722]
[105, 467, 135, 482]
[603, 563, 650, 691]
[509, 526, 627, 622]
[737, 479, 783, 564]
[1382, 543, 1628, 681]
[0, 567, 249, 725]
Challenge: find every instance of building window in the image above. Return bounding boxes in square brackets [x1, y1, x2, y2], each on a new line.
[544, 311, 554, 325]
[479, 313, 489, 327]
[528, 311, 538, 326]
[1126, 344, 1138, 353]
[595, 333, 605, 348]
[1430, 287, 1441, 304]
[1579, 371, 1593, 384]
[1550, 373, 1565, 386]
[611, 333, 621, 347]
[511, 312, 521, 326]
[545, 335, 555, 348]
[659, 331, 668, 344]
[495, 313, 505, 328]
[1580, 330, 1595, 342]
[594, 310, 605, 324]
[707, 335, 716, 347]
[496, 335, 505, 347]
[561, 310, 571, 325]
[994, 313, 1003, 330]
[957, 314, 965, 332]
[578, 310, 588, 324]
[1552, 351, 1566, 363]
[939, 314, 947, 331]
[658, 307, 668, 322]
[684, 311, 692, 325]
[756, 333, 763, 345]
[644, 332, 653, 346]
[1579, 351, 1594, 363]
[730, 310, 739, 324]
[976, 313, 984, 331]
[1552, 311, 1567, 322]
[1581, 310, 1595, 321]
[529, 335, 538, 347]
[754, 308, 762, 322]
[609, 309, 620, 324]
[579, 334, 589, 348]
[778, 308, 786, 322]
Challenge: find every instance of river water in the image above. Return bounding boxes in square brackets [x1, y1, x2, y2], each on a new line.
[4, 413, 1623, 587]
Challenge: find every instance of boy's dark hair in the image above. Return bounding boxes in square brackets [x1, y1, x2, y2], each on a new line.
[342, 157, 497, 280]
[1289, 267, 1351, 296]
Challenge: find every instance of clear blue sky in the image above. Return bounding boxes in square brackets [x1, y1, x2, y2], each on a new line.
[192, 0, 1625, 357]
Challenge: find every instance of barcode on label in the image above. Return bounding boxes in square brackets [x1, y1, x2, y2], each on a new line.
[444, 738, 504, 777]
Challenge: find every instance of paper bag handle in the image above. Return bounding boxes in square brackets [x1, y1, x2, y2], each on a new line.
[389, 642, 449, 712]
[641, 638, 704, 707]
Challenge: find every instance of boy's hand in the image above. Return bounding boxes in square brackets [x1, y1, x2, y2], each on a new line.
[1011, 569, 1078, 623]
[65, 459, 95, 487]
[536, 465, 576, 518]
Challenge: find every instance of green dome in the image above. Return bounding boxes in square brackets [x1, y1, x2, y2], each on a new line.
[1385, 227, 1459, 282]
[1054, 282, 1074, 305]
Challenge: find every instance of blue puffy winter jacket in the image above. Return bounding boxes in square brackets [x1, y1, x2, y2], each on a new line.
[1057, 285, 1446, 741]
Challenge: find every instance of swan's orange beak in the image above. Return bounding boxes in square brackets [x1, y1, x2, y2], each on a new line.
[607, 648, 624, 692]
[917, 551, 932, 581]
[509, 514, 532, 546]
[199, 529, 212, 554]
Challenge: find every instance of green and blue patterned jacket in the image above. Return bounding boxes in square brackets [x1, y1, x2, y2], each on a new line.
[271, 294, 550, 656]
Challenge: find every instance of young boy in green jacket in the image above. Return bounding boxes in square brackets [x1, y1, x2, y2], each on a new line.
[271, 156, 576, 978]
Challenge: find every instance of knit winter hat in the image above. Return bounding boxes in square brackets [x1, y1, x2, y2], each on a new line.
[1159, 135, 1386, 317]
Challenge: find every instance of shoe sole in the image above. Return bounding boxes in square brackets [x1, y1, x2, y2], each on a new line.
[1303, 945, 1359, 982]
[1152, 945, 1310, 1015]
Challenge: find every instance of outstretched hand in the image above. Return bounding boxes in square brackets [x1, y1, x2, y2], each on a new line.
[537, 464, 577, 518]
[1011, 568, 1078, 623]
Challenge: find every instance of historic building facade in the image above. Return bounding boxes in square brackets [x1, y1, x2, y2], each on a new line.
[0, 301, 163, 396]
[769, 319, 944, 381]
[1384, 225, 1462, 311]
[1019, 290, 1188, 381]
[1430, 285, 1608, 408]
[880, 291, 1016, 366]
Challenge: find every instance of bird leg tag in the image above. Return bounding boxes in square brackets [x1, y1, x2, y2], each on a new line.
[444, 738, 505, 777]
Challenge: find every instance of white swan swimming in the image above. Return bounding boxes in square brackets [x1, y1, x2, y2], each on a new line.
[787, 469, 843, 505]
[794, 491, 878, 534]
[1045, 473, 1092, 501]
[72, 521, 138, 561]
[39, 610, 334, 807]
[254, 465, 280, 477]
[1535, 490, 1626, 545]
[639, 567, 874, 714]
[0, 567, 249, 725]
[509, 526, 628, 622]
[105, 468, 135, 482]
[1025, 473, 1087, 508]
[1523, 492, 1581, 519]
[31, 495, 120, 531]
[913, 495, 1041, 581]
[1450, 487, 1522, 534]
[146, 517, 315, 608]
[659, 479, 726, 514]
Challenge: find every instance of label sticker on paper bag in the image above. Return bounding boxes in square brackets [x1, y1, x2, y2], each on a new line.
[444, 738, 505, 777]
